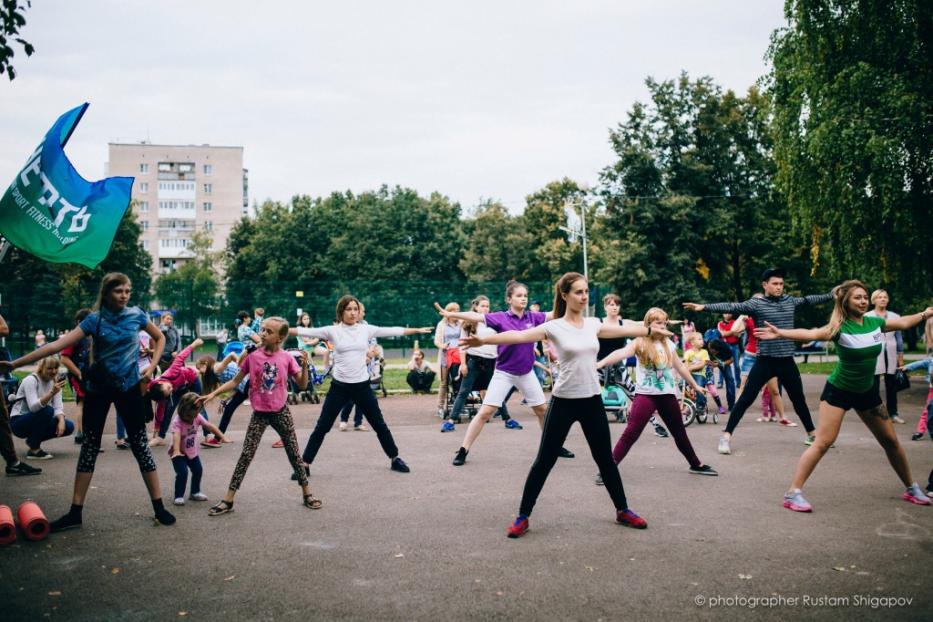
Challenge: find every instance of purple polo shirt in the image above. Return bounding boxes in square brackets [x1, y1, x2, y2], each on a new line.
[483, 310, 547, 375]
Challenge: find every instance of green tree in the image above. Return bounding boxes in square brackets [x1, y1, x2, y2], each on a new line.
[459, 200, 532, 282]
[596, 74, 808, 319]
[0, 0, 33, 80]
[767, 0, 933, 309]
[522, 179, 593, 282]
[154, 229, 221, 333]
[0, 209, 151, 352]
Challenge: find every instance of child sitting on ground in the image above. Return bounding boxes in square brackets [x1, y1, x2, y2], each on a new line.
[169, 393, 228, 505]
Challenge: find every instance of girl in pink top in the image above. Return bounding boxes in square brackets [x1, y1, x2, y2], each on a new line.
[147, 338, 204, 446]
[169, 393, 228, 506]
[197, 317, 321, 516]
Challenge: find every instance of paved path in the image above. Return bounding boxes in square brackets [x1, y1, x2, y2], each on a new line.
[2, 375, 932, 621]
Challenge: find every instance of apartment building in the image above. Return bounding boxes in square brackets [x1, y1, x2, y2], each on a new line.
[107, 143, 249, 276]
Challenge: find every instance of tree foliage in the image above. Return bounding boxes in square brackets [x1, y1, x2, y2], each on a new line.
[596, 74, 816, 319]
[768, 0, 933, 309]
[0, 0, 34, 80]
[0, 209, 151, 351]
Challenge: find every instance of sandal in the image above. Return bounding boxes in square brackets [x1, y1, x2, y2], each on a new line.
[208, 500, 234, 516]
[303, 494, 323, 510]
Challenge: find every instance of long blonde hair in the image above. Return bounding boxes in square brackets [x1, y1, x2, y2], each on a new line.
[634, 307, 671, 368]
[828, 280, 868, 338]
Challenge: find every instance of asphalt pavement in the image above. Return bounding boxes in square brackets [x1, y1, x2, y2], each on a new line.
[1, 374, 932, 621]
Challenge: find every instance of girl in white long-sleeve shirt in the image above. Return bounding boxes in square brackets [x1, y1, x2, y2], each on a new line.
[292, 295, 430, 474]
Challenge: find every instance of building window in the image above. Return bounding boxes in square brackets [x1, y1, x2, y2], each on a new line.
[203, 202, 212, 212]
[142, 240, 150, 250]
[203, 183, 212, 194]
[204, 221, 213, 231]
[139, 163, 149, 174]
[139, 182, 148, 193]
[141, 220, 149, 231]
[203, 164, 213, 176]
[139, 201, 149, 212]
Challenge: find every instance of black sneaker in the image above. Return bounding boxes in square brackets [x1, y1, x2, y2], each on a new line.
[74, 432, 84, 445]
[25, 449, 53, 460]
[595, 472, 604, 486]
[911, 433, 923, 441]
[6, 461, 42, 476]
[290, 466, 311, 481]
[558, 447, 575, 459]
[452, 447, 468, 466]
[390, 457, 410, 473]
[50, 512, 82, 532]
[653, 425, 669, 438]
[689, 464, 719, 476]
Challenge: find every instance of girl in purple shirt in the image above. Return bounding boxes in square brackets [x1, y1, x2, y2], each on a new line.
[435, 280, 575, 466]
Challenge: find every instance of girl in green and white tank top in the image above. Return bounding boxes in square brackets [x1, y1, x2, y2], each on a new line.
[755, 279, 933, 513]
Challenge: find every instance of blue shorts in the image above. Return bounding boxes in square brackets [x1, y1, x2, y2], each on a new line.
[740, 352, 756, 375]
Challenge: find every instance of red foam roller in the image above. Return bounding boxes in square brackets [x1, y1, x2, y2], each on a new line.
[17, 501, 50, 541]
[0, 505, 15, 545]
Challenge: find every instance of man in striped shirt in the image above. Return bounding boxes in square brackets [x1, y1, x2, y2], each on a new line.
[683, 268, 833, 455]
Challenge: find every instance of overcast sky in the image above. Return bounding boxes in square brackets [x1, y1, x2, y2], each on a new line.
[0, 1, 787, 214]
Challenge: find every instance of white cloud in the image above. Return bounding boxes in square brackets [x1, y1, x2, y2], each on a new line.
[0, 0, 786, 211]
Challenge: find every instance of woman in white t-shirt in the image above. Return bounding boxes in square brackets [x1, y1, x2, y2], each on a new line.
[461, 272, 667, 537]
[597, 307, 717, 478]
[292, 295, 430, 474]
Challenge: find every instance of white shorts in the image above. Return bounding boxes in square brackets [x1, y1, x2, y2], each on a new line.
[482, 369, 546, 408]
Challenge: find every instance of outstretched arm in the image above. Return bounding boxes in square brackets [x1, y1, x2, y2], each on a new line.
[672, 355, 706, 394]
[596, 343, 636, 369]
[196, 369, 248, 405]
[755, 321, 833, 343]
[460, 326, 547, 349]
[598, 322, 671, 340]
[683, 299, 757, 315]
[433, 303, 484, 324]
[882, 307, 933, 332]
[0, 326, 86, 373]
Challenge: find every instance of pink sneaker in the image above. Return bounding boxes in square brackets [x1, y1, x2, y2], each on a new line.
[903, 484, 932, 506]
[783, 489, 812, 512]
[271, 439, 284, 448]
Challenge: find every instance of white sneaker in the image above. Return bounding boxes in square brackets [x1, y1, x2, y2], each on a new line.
[892, 415, 906, 424]
[339, 422, 348, 431]
[354, 424, 368, 432]
[189, 492, 208, 502]
[718, 436, 731, 455]
[173, 497, 185, 506]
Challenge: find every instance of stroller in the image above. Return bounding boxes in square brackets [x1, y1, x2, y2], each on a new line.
[600, 361, 635, 423]
[441, 350, 482, 421]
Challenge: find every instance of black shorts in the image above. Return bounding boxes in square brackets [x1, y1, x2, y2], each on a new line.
[820, 381, 882, 412]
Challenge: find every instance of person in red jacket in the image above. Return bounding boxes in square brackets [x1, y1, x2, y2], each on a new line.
[147, 338, 205, 446]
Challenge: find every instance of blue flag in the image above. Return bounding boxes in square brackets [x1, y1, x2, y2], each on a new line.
[0, 103, 134, 268]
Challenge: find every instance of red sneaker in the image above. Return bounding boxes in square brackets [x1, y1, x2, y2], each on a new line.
[271, 439, 285, 448]
[506, 516, 529, 538]
[616, 508, 647, 529]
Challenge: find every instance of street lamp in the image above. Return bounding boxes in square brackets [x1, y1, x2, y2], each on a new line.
[559, 196, 589, 284]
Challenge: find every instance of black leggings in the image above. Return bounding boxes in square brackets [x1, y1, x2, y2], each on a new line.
[725, 356, 815, 434]
[519, 394, 628, 516]
[218, 389, 248, 434]
[78, 383, 156, 473]
[302, 380, 399, 464]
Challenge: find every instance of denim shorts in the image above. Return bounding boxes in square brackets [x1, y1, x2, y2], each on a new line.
[740, 352, 756, 375]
